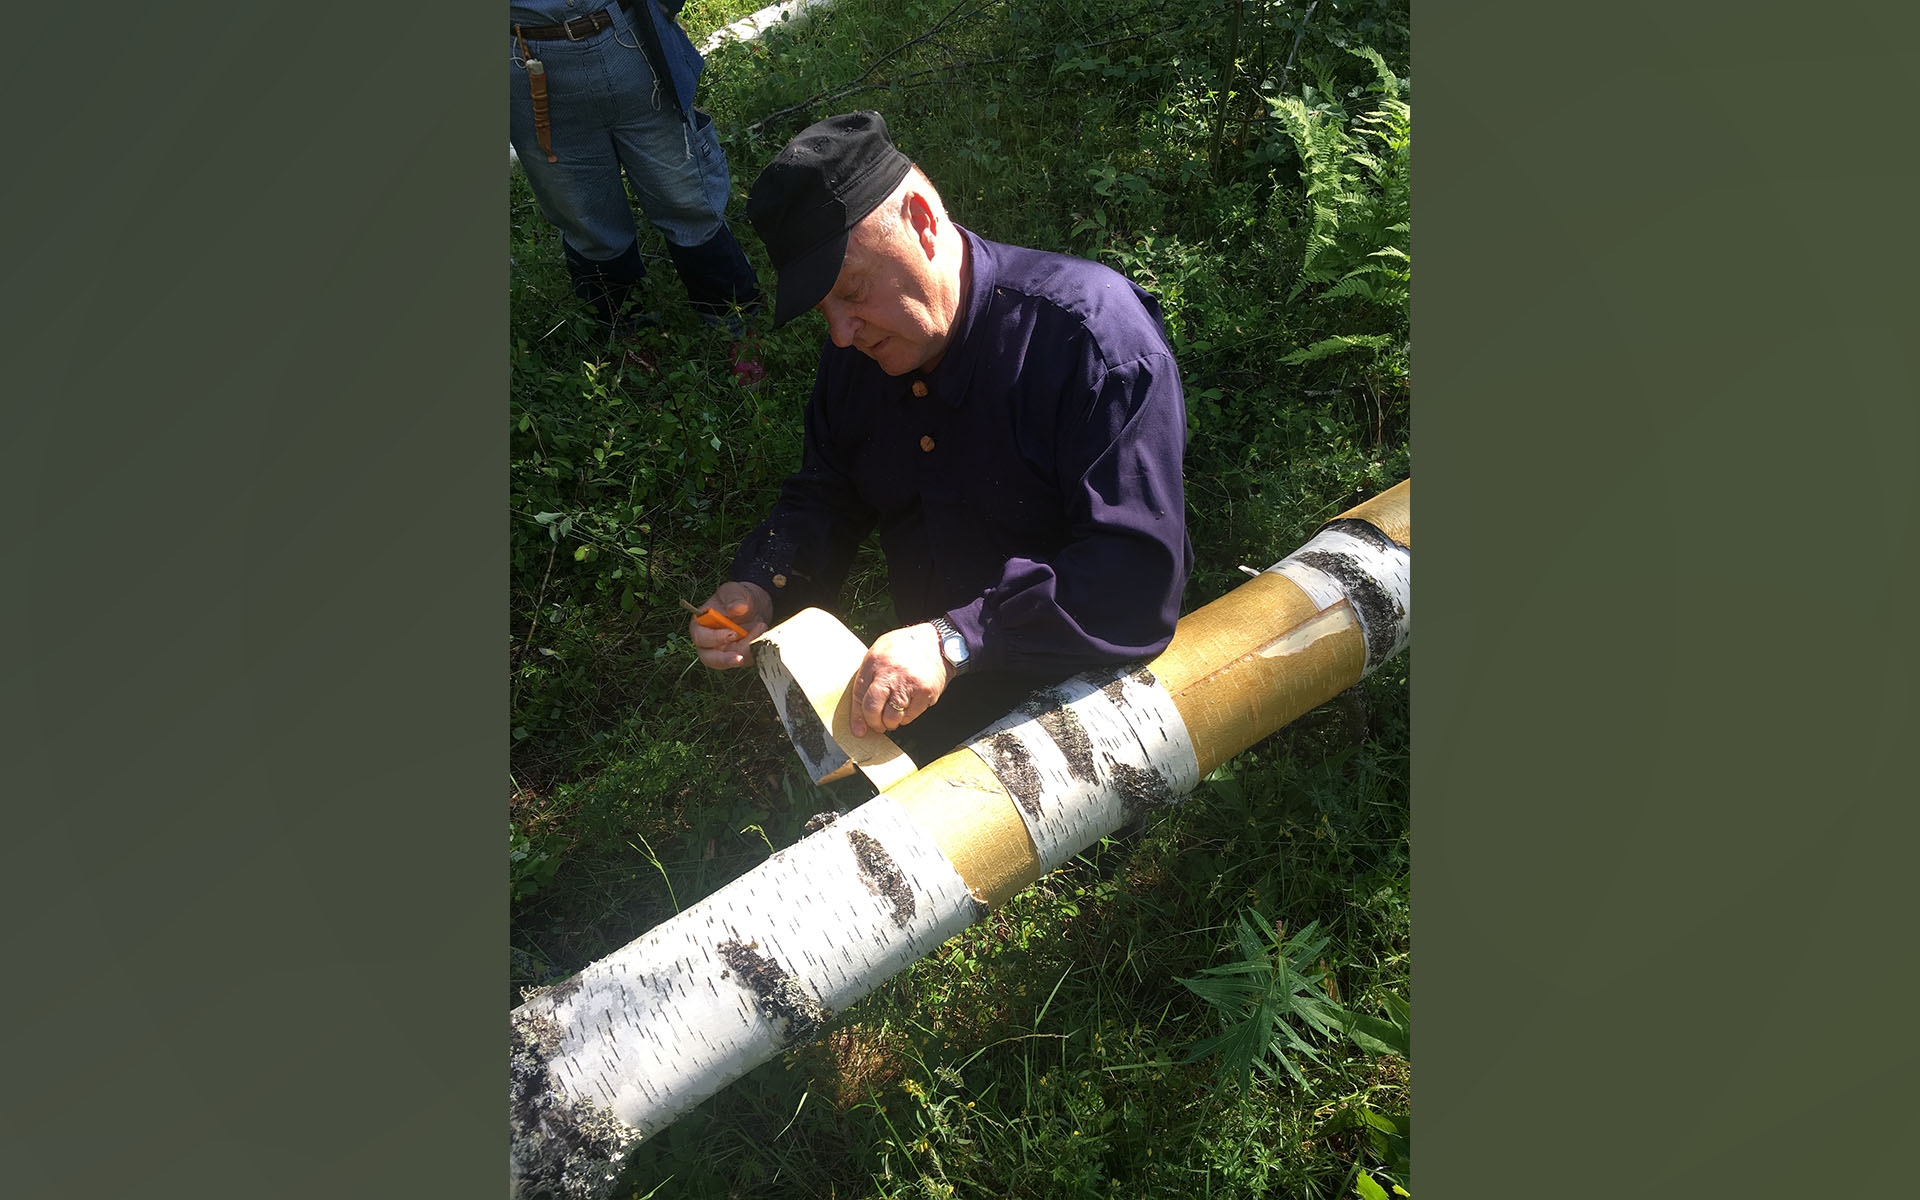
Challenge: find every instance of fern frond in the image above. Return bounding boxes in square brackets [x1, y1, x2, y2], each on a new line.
[1278, 333, 1394, 365]
[1347, 44, 1405, 101]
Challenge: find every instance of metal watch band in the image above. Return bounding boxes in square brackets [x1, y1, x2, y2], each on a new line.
[930, 616, 971, 676]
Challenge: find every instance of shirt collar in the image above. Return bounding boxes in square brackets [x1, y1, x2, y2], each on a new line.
[909, 226, 992, 407]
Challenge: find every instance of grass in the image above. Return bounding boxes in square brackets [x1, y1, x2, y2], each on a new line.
[511, 1, 1411, 1195]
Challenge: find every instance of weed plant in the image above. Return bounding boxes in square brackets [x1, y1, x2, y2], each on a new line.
[511, 0, 1411, 1195]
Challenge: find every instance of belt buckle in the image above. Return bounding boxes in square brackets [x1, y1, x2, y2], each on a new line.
[563, 14, 595, 40]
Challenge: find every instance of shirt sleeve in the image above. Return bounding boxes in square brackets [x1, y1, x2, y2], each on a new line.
[728, 356, 877, 621]
[949, 349, 1190, 673]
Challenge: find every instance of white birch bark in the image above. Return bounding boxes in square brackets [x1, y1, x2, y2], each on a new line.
[1271, 523, 1412, 670]
[511, 795, 977, 1198]
[966, 667, 1200, 875]
[697, 0, 838, 55]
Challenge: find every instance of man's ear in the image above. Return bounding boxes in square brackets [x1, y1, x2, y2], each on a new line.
[903, 190, 940, 259]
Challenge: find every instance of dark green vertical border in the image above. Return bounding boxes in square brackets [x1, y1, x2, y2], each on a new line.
[2, 7, 500, 1198]
[1419, 2, 1918, 1196]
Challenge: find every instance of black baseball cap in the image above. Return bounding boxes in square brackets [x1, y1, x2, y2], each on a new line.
[746, 112, 913, 327]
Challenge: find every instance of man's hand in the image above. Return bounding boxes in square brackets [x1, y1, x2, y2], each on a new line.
[690, 581, 774, 669]
[850, 622, 950, 737]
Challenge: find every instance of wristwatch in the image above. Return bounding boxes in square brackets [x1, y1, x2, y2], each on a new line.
[930, 616, 972, 677]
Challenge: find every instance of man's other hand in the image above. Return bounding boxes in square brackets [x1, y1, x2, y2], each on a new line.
[851, 623, 949, 737]
[690, 581, 773, 669]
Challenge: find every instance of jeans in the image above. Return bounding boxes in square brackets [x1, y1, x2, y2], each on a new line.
[509, 3, 758, 315]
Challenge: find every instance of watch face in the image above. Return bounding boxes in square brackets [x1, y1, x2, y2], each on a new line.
[941, 632, 968, 665]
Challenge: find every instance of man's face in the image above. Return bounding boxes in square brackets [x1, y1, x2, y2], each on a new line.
[814, 202, 958, 376]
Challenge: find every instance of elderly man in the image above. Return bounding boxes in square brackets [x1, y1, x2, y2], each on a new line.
[690, 112, 1191, 763]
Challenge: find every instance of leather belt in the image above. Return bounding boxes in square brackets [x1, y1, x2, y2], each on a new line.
[512, 2, 629, 42]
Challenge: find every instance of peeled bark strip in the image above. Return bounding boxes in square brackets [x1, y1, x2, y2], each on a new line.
[509, 479, 1411, 1197]
[754, 606, 917, 789]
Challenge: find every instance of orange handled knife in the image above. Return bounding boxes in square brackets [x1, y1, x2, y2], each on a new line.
[679, 598, 750, 639]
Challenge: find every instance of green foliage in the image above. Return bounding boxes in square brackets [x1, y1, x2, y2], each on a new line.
[509, 825, 561, 903]
[1336, 1104, 1411, 1195]
[1178, 912, 1348, 1092]
[1355, 1166, 1411, 1199]
[1344, 990, 1410, 1059]
[511, 0, 1411, 1194]
[1260, 45, 1410, 430]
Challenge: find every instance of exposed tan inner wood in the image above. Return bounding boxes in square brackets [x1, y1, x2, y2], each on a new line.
[1160, 602, 1368, 777]
[1147, 570, 1327, 694]
[867, 588, 1367, 906]
[887, 748, 1043, 908]
[1342, 477, 1410, 547]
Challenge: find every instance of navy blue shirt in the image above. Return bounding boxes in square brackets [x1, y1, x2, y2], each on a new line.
[732, 229, 1191, 676]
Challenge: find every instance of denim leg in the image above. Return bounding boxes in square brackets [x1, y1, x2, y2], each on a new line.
[508, 32, 641, 264]
[596, 11, 761, 311]
[595, 42, 727, 250]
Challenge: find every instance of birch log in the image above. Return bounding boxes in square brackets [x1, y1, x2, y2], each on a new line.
[509, 479, 1411, 1199]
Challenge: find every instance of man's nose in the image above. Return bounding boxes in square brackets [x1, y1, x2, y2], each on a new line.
[823, 305, 860, 348]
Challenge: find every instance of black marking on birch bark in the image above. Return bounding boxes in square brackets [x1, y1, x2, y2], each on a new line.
[1293, 549, 1405, 666]
[510, 1007, 638, 1200]
[1322, 515, 1407, 552]
[781, 681, 833, 770]
[1097, 664, 1156, 708]
[716, 939, 829, 1043]
[519, 971, 584, 1008]
[1035, 703, 1096, 782]
[846, 828, 916, 928]
[1020, 683, 1072, 716]
[981, 730, 1044, 817]
[1107, 761, 1176, 824]
[803, 810, 841, 835]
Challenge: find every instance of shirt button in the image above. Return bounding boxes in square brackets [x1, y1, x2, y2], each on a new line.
[772, 574, 787, 589]
[919, 435, 936, 452]
[911, 380, 929, 398]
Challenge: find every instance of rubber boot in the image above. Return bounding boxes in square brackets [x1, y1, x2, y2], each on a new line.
[665, 224, 763, 333]
[666, 224, 767, 385]
[564, 241, 655, 338]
